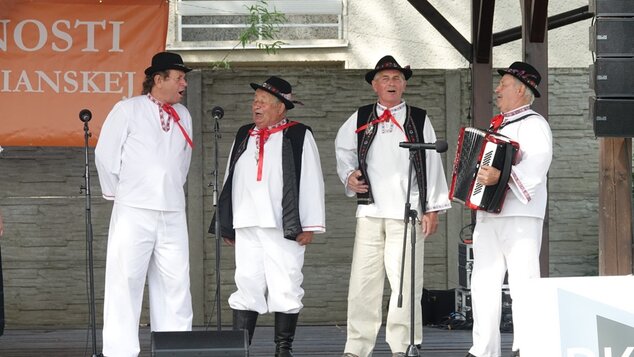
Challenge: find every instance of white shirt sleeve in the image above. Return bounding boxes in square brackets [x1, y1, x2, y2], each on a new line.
[422, 117, 452, 213]
[94, 101, 128, 200]
[299, 130, 326, 233]
[508, 117, 553, 204]
[334, 111, 360, 197]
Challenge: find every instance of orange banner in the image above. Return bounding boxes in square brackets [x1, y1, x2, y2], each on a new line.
[0, 0, 168, 146]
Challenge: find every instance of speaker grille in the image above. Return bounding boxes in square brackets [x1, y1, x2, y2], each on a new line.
[590, 18, 634, 57]
[590, 0, 634, 17]
[590, 97, 634, 137]
[151, 330, 248, 356]
[590, 58, 634, 97]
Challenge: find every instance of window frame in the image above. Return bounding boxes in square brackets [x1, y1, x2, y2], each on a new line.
[172, 0, 348, 50]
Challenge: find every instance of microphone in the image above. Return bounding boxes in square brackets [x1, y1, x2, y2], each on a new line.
[399, 140, 448, 153]
[79, 109, 92, 122]
[211, 106, 224, 120]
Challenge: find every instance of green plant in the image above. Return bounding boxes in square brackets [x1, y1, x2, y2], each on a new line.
[213, 0, 287, 69]
[240, 0, 287, 54]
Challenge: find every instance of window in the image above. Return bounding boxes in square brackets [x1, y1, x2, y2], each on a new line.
[174, 0, 346, 49]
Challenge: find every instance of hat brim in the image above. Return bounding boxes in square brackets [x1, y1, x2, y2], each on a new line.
[145, 64, 193, 76]
[498, 69, 541, 97]
[250, 83, 294, 109]
[365, 67, 413, 84]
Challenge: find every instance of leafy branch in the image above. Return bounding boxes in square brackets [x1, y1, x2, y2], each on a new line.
[213, 0, 287, 69]
[240, 0, 287, 53]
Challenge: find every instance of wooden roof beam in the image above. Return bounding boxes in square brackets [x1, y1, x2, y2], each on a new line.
[407, 0, 473, 62]
[474, 0, 495, 63]
[529, 0, 548, 42]
[493, 6, 592, 46]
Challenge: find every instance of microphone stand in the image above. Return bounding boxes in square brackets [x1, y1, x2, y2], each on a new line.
[80, 119, 102, 357]
[397, 148, 427, 357]
[210, 113, 222, 331]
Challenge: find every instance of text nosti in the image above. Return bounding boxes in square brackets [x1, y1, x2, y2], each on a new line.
[0, 19, 124, 52]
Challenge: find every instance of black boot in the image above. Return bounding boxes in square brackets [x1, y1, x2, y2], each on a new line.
[274, 312, 299, 357]
[232, 309, 258, 345]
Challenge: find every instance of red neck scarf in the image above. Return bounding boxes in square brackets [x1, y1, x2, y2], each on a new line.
[355, 108, 404, 134]
[162, 103, 194, 149]
[490, 105, 532, 132]
[489, 114, 504, 132]
[248, 120, 298, 181]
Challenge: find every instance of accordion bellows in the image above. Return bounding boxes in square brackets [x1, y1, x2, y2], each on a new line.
[449, 127, 519, 213]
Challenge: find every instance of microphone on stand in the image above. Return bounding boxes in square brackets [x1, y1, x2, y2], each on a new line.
[210, 106, 224, 207]
[212, 106, 224, 120]
[209, 104, 225, 330]
[78, 107, 102, 356]
[79, 109, 92, 122]
[399, 140, 448, 153]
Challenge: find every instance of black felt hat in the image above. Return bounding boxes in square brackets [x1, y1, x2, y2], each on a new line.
[144, 52, 192, 76]
[365, 55, 413, 84]
[497, 61, 542, 97]
[250, 76, 297, 109]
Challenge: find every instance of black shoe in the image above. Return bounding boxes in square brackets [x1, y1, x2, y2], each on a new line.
[466, 354, 476, 357]
[511, 350, 520, 357]
[232, 309, 258, 345]
[274, 312, 299, 357]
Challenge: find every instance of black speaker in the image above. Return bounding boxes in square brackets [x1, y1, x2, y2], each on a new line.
[590, 58, 634, 97]
[151, 330, 248, 356]
[589, 97, 634, 137]
[590, 18, 634, 57]
[422, 289, 455, 325]
[590, 0, 634, 17]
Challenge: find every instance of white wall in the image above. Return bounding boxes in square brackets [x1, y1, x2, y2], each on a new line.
[168, 0, 592, 69]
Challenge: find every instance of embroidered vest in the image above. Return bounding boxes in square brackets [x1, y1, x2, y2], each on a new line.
[210, 122, 310, 240]
[356, 103, 428, 211]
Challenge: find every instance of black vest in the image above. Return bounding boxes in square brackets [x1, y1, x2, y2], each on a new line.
[209, 122, 310, 240]
[355, 103, 429, 211]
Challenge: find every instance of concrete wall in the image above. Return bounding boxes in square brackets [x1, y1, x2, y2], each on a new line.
[0, 67, 599, 328]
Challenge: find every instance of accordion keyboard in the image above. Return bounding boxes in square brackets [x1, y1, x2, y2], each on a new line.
[470, 141, 498, 206]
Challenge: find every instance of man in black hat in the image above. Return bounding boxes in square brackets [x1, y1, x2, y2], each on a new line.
[335, 55, 451, 357]
[213, 76, 325, 357]
[95, 51, 194, 357]
[466, 61, 552, 357]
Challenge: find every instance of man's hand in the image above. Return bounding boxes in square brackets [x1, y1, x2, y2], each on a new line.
[296, 231, 314, 246]
[476, 165, 501, 186]
[223, 237, 235, 246]
[421, 211, 439, 237]
[347, 170, 369, 193]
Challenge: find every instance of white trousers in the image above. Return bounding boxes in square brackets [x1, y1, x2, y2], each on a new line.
[469, 216, 543, 357]
[102, 204, 193, 357]
[344, 217, 424, 357]
[228, 226, 305, 314]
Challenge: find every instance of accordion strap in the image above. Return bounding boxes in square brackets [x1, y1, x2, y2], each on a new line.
[496, 113, 534, 131]
[487, 142, 516, 213]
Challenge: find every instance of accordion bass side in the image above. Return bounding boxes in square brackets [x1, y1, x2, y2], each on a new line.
[449, 127, 520, 213]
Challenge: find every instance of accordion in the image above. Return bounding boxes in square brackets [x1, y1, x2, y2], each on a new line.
[449, 127, 520, 213]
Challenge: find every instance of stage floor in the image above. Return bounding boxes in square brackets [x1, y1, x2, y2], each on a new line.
[0, 325, 512, 356]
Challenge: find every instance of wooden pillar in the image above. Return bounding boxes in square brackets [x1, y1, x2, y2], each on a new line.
[521, 0, 550, 277]
[471, 0, 493, 129]
[446, 70, 465, 288]
[470, 0, 493, 259]
[599, 138, 634, 275]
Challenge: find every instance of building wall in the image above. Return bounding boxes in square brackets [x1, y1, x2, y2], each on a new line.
[0, 67, 598, 327]
[168, 0, 592, 69]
